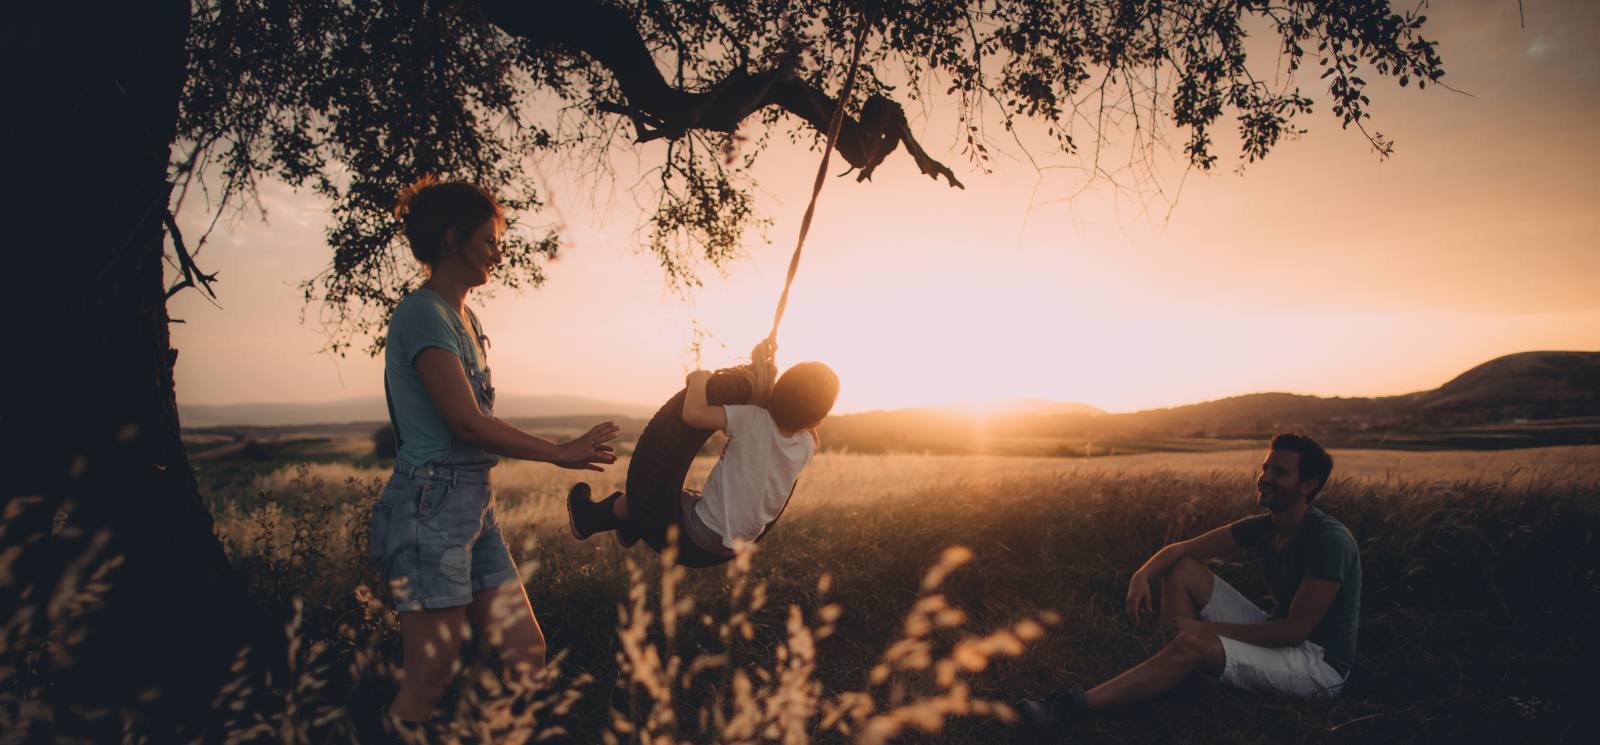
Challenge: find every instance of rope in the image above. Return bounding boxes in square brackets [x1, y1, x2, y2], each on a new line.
[765, 16, 871, 346]
[740, 13, 870, 405]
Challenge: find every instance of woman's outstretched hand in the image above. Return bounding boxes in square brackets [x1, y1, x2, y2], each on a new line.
[553, 421, 620, 471]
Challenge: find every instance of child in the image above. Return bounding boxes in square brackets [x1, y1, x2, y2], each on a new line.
[568, 361, 839, 561]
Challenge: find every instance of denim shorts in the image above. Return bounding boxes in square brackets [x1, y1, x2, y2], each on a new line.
[368, 462, 520, 611]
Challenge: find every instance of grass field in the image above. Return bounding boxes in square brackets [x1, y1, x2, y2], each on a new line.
[196, 446, 1600, 743]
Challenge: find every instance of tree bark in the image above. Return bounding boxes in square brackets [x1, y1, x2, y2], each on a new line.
[4, 1, 276, 739]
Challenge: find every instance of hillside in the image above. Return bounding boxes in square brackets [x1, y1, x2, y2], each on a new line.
[1408, 350, 1600, 424]
[179, 393, 655, 428]
[818, 351, 1600, 454]
[181, 352, 1600, 458]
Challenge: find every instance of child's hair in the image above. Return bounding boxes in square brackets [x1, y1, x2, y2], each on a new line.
[393, 176, 503, 265]
[768, 361, 839, 431]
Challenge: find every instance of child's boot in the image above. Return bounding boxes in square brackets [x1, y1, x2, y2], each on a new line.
[568, 482, 621, 539]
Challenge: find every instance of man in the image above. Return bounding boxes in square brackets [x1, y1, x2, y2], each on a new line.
[1021, 434, 1360, 727]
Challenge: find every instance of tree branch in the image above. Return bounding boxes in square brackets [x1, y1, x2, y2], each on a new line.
[481, 0, 962, 187]
[163, 209, 219, 302]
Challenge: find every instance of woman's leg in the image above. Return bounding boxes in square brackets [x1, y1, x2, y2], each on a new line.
[390, 606, 471, 722]
[466, 581, 547, 689]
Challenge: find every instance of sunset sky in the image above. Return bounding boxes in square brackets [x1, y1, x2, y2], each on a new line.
[169, 0, 1599, 416]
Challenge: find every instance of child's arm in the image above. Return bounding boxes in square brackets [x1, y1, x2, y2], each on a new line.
[681, 369, 728, 430]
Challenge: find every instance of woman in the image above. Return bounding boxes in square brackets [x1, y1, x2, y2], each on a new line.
[367, 178, 619, 727]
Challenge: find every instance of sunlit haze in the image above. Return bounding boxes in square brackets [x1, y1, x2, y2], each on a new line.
[169, 0, 1599, 416]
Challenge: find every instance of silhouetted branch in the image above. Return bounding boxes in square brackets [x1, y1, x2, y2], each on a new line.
[163, 210, 219, 302]
[482, 0, 962, 188]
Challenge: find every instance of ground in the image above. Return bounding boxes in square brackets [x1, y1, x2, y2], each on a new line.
[193, 444, 1600, 743]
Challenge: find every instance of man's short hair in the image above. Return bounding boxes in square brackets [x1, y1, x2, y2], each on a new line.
[1270, 433, 1333, 502]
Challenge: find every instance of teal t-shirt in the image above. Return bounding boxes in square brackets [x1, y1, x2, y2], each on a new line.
[1229, 507, 1361, 674]
[384, 289, 489, 467]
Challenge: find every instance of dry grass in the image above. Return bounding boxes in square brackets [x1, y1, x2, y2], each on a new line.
[7, 446, 1598, 743]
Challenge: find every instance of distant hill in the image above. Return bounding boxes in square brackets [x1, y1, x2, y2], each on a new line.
[1407, 351, 1600, 424]
[182, 352, 1600, 457]
[180, 393, 655, 428]
[935, 399, 1106, 417]
[819, 351, 1600, 455]
[1123, 351, 1600, 435]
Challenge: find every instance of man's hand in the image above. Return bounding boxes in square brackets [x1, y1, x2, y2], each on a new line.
[552, 421, 620, 471]
[1126, 570, 1155, 623]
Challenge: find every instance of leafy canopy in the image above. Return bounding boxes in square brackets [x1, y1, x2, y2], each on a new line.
[176, 0, 1443, 354]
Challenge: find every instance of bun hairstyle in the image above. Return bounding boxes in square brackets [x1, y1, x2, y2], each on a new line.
[769, 361, 840, 431]
[393, 176, 504, 265]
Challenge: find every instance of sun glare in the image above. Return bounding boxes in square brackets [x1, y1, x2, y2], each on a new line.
[762, 270, 1083, 413]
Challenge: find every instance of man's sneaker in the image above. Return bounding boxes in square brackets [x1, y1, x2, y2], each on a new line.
[1017, 684, 1088, 728]
[568, 483, 621, 539]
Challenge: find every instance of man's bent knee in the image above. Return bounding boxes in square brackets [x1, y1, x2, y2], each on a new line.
[1168, 629, 1224, 671]
[1163, 558, 1215, 602]
[1162, 556, 1207, 583]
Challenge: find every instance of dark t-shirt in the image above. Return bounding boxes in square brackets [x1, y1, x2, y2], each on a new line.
[1229, 508, 1361, 674]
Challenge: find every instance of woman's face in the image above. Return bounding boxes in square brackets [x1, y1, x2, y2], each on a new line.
[449, 218, 504, 287]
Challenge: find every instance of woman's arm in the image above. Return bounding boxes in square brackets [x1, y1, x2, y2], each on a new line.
[415, 348, 618, 470]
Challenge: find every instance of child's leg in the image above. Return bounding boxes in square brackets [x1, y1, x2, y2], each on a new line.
[568, 483, 624, 539]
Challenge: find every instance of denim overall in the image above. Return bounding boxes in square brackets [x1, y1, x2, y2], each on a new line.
[368, 307, 519, 611]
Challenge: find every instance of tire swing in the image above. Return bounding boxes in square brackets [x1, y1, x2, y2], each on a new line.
[624, 22, 869, 568]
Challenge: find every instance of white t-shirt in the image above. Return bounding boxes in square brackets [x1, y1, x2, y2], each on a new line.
[694, 404, 816, 550]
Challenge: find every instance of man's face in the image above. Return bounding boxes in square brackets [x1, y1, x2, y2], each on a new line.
[1257, 449, 1310, 510]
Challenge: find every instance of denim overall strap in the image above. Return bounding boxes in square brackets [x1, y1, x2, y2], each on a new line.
[436, 304, 496, 468]
[384, 377, 405, 451]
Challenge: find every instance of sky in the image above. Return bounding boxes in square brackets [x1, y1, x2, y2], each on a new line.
[168, 0, 1600, 415]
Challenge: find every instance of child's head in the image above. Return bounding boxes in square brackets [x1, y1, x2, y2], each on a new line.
[768, 361, 839, 430]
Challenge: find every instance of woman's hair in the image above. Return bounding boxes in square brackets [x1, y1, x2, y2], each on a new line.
[769, 361, 840, 431]
[393, 177, 504, 265]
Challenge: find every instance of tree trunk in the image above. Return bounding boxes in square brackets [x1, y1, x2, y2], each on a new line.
[4, 2, 277, 739]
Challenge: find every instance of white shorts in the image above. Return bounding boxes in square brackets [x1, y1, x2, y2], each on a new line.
[1199, 574, 1348, 698]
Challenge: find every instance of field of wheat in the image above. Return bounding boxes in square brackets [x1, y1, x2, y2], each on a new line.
[164, 445, 1600, 743]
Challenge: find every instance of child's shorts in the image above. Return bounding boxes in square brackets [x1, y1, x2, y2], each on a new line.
[368, 462, 520, 611]
[679, 489, 735, 559]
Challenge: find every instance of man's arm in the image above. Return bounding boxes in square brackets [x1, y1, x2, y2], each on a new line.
[681, 370, 728, 430]
[1179, 578, 1340, 647]
[1126, 524, 1241, 621]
